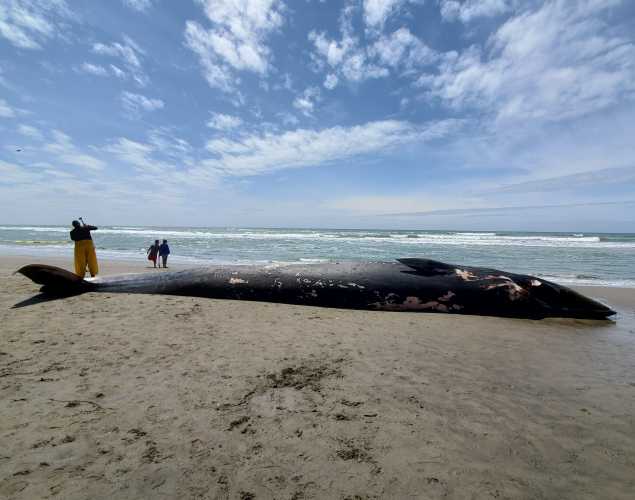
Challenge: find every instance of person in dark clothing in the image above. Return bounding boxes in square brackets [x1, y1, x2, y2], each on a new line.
[70, 219, 99, 277]
[158, 239, 170, 268]
[147, 239, 160, 268]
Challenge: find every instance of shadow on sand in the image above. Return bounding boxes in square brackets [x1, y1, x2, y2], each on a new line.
[12, 292, 80, 309]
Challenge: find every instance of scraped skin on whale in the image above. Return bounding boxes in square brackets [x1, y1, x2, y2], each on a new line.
[17, 259, 616, 320]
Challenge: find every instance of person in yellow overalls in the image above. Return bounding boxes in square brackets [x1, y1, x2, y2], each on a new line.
[70, 220, 99, 277]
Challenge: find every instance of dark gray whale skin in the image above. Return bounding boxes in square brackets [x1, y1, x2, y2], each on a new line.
[17, 258, 615, 320]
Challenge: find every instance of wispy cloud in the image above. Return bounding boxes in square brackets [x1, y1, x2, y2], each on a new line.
[92, 35, 148, 86]
[418, 0, 635, 123]
[76, 62, 109, 76]
[370, 27, 437, 70]
[293, 87, 321, 117]
[483, 166, 635, 194]
[122, 0, 153, 12]
[121, 91, 164, 115]
[0, 98, 15, 117]
[377, 200, 635, 217]
[439, 0, 513, 23]
[309, 3, 434, 88]
[363, 0, 407, 29]
[43, 130, 105, 170]
[207, 112, 243, 130]
[17, 123, 42, 139]
[308, 4, 388, 87]
[104, 137, 161, 173]
[203, 119, 462, 176]
[184, 0, 286, 92]
[0, 160, 42, 184]
[0, 0, 74, 49]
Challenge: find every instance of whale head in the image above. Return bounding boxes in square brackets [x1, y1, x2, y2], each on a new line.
[526, 278, 616, 319]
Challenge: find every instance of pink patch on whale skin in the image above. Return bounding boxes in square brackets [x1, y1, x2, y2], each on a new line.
[482, 275, 527, 301]
[372, 296, 453, 312]
[455, 269, 478, 281]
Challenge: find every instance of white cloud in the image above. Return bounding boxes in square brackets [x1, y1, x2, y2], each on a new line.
[484, 165, 635, 194]
[104, 137, 158, 173]
[440, 0, 513, 23]
[309, 5, 433, 85]
[185, 0, 285, 92]
[419, 0, 635, 123]
[203, 119, 461, 176]
[122, 0, 153, 12]
[363, 0, 404, 29]
[207, 112, 243, 130]
[148, 127, 192, 158]
[92, 35, 148, 86]
[277, 111, 299, 126]
[77, 62, 109, 76]
[0, 160, 41, 184]
[104, 134, 210, 188]
[44, 130, 105, 170]
[17, 124, 42, 139]
[109, 64, 126, 78]
[121, 91, 164, 115]
[309, 29, 388, 84]
[0, 0, 73, 49]
[293, 87, 321, 116]
[0, 98, 15, 117]
[371, 27, 437, 69]
[324, 73, 339, 90]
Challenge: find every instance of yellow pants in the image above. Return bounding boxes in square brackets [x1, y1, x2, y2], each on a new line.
[74, 240, 99, 277]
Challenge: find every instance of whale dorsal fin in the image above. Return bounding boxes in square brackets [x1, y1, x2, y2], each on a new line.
[397, 258, 455, 276]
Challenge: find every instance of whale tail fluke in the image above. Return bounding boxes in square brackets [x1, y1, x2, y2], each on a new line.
[17, 264, 95, 295]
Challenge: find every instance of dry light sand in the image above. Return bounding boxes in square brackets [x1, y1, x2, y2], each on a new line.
[1, 255, 634, 499]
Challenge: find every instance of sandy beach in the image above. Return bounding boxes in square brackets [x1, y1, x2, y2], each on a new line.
[1, 255, 634, 499]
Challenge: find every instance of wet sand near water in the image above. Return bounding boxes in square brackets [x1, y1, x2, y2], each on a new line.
[1, 255, 634, 499]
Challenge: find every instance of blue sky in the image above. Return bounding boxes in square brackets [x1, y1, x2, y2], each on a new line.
[1, 0, 634, 231]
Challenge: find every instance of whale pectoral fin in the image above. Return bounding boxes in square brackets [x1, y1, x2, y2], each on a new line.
[397, 258, 456, 276]
[17, 264, 92, 295]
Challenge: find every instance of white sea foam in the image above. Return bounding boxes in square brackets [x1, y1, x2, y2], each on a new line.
[1, 226, 633, 248]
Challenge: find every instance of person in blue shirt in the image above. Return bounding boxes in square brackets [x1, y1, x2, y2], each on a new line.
[159, 240, 170, 268]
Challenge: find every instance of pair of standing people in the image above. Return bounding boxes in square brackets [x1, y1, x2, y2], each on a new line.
[147, 239, 170, 268]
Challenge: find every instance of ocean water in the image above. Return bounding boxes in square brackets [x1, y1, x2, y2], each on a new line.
[1, 225, 634, 287]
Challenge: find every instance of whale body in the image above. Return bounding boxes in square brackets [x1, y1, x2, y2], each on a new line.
[17, 259, 615, 320]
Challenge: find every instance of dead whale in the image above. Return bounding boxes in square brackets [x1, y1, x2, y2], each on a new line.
[17, 258, 615, 320]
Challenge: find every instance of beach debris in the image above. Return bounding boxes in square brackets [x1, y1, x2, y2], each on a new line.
[333, 413, 351, 421]
[340, 399, 363, 407]
[336, 438, 373, 463]
[49, 398, 104, 411]
[228, 416, 250, 431]
[142, 440, 162, 463]
[264, 361, 342, 392]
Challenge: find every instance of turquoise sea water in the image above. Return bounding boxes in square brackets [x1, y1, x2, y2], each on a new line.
[1, 225, 634, 287]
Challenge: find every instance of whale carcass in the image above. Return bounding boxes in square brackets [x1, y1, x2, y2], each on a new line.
[17, 258, 615, 320]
